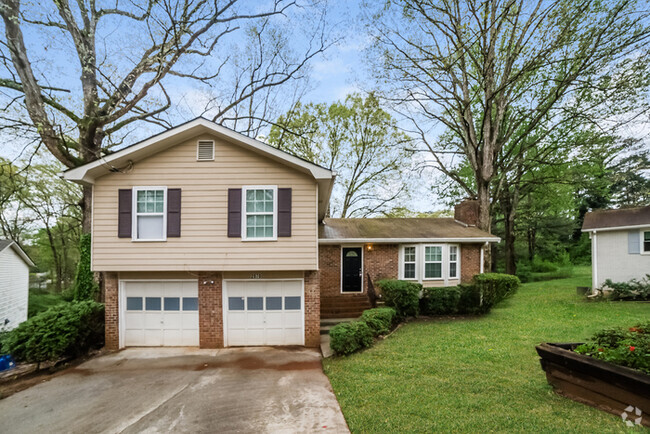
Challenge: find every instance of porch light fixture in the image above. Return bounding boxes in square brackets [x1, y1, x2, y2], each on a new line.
[366, 244, 373, 251]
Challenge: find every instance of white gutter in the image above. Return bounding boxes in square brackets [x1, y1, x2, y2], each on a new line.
[318, 237, 501, 244]
[583, 223, 650, 233]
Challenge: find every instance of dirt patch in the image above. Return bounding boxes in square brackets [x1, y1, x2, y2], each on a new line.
[0, 351, 103, 400]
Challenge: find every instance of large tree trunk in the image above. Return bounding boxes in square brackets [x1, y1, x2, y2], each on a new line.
[81, 184, 92, 233]
[477, 179, 492, 270]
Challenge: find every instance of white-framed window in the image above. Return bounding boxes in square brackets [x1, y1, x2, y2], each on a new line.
[449, 245, 459, 279]
[643, 230, 650, 253]
[424, 245, 443, 280]
[133, 187, 167, 241]
[402, 245, 417, 279]
[242, 186, 277, 240]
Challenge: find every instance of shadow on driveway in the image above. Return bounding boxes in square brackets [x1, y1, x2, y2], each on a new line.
[0, 347, 349, 433]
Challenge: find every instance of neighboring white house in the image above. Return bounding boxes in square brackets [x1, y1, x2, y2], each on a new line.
[582, 205, 650, 290]
[0, 239, 34, 331]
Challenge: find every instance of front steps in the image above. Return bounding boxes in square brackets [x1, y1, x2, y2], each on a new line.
[320, 294, 372, 319]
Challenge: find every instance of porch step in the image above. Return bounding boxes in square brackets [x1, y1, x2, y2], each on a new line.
[319, 317, 358, 335]
[320, 294, 372, 319]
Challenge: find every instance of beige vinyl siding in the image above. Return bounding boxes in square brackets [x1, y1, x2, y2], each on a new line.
[92, 133, 318, 271]
[422, 279, 460, 288]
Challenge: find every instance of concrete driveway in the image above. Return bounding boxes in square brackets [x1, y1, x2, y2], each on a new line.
[0, 347, 349, 433]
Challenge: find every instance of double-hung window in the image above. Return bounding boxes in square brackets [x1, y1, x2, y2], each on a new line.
[424, 245, 443, 279]
[133, 187, 166, 241]
[644, 231, 650, 253]
[243, 186, 276, 240]
[402, 246, 417, 279]
[449, 245, 459, 279]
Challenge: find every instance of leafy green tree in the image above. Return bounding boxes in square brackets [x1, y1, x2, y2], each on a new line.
[368, 0, 650, 269]
[268, 94, 413, 217]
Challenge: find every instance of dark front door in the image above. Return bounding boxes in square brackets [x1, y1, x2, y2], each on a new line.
[342, 247, 362, 292]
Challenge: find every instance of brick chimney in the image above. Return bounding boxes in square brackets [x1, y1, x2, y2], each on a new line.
[454, 199, 479, 226]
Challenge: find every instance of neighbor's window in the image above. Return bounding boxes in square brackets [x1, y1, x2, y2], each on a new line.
[244, 187, 276, 239]
[403, 246, 417, 279]
[449, 245, 459, 279]
[424, 246, 443, 279]
[644, 231, 650, 253]
[134, 188, 166, 240]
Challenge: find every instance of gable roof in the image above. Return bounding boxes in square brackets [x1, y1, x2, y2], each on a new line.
[61, 117, 335, 219]
[0, 239, 35, 267]
[318, 218, 500, 243]
[582, 205, 650, 231]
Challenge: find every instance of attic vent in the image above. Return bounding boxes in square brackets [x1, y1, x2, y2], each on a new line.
[197, 140, 215, 161]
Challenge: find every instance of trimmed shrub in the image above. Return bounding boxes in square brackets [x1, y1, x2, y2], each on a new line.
[601, 275, 650, 301]
[376, 279, 421, 319]
[361, 307, 397, 336]
[473, 273, 520, 308]
[1, 300, 104, 364]
[457, 283, 483, 314]
[329, 321, 374, 355]
[421, 286, 461, 315]
[72, 234, 99, 301]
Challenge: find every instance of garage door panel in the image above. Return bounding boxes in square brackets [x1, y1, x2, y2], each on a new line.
[225, 279, 304, 347]
[284, 312, 302, 328]
[122, 280, 198, 347]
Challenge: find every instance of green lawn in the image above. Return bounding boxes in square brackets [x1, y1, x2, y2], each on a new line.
[323, 267, 650, 433]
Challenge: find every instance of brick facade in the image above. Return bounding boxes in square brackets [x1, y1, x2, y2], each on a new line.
[461, 243, 483, 283]
[198, 271, 223, 348]
[363, 244, 399, 291]
[319, 244, 399, 295]
[304, 270, 320, 347]
[319, 245, 341, 296]
[104, 272, 119, 350]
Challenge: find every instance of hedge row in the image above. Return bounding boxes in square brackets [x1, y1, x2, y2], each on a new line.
[1, 300, 105, 364]
[421, 273, 521, 315]
[329, 307, 396, 355]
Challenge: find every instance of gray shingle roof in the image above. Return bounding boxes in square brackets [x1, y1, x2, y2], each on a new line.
[582, 205, 650, 231]
[319, 218, 499, 242]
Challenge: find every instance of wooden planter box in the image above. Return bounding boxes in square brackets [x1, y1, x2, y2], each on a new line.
[536, 343, 650, 427]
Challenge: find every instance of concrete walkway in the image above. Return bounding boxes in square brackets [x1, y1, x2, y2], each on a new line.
[0, 347, 349, 433]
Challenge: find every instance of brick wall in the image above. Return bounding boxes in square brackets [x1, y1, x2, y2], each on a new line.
[461, 244, 483, 283]
[319, 244, 400, 295]
[304, 270, 320, 347]
[319, 245, 341, 296]
[363, 244, 398, 291]
[198, 271, 223, 348]
[104, 272, 119, 350]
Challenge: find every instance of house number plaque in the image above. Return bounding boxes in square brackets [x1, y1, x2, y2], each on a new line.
[250, 273, 262, 279]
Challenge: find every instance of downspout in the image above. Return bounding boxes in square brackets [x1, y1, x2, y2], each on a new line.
[591, 231, 597, 292]
[480, 242, 487, 274]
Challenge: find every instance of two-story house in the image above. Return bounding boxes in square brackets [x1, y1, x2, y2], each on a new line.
[64, 118, 499, 350]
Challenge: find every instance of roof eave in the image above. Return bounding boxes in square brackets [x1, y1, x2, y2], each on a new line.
[318, 237, 501, 244]
[582, 223, 650, 233]
[62, 118, 333, 184]
[1, 242, 35, 267]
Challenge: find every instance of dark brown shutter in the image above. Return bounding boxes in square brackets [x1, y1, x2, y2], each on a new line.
[118, 189, 132, 238]
[228, 188, 242, 237]
[278, 188, 292, 237]
[167, 188, 181, 237]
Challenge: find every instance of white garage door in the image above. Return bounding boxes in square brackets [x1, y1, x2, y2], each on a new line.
[224, 280, 304, 346]
[122, 280, 199, 347]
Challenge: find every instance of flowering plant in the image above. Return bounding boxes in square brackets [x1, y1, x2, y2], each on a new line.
[575, 322, 650, 374]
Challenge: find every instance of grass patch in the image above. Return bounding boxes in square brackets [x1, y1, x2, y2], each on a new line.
[323, 266, 650, 433]
[28, 289, 67, 317]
